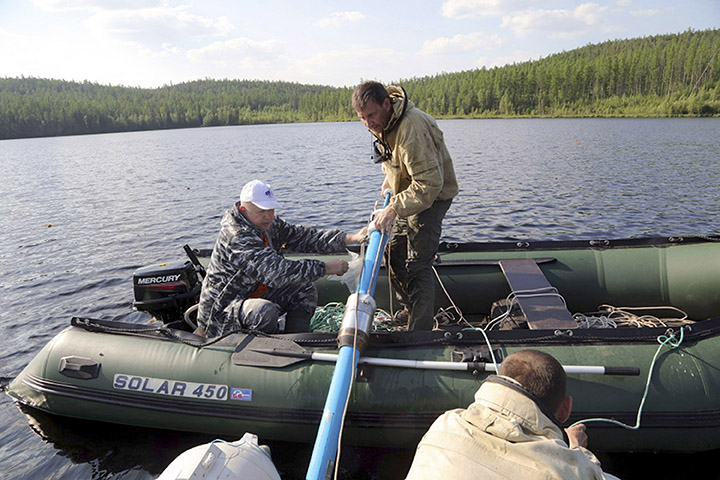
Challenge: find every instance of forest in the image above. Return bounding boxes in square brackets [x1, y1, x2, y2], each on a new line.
[1, 28, 718, 140]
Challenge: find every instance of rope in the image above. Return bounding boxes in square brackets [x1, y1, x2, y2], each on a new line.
[316, 262, 694, 436]
[333, 201, 382, 480]
[334, 287, 360, 480]
[570, 326, 687, 430]
[386, 222, 395, 318]
[310, 304, 397, 332]
[484, 287, 566, 331]
[309, 302, 346, 331]
[427, 267, 500, 372]
[574, 304, 693, 329]
[432, 265, 471, 329]
[352, 258, 697, 438]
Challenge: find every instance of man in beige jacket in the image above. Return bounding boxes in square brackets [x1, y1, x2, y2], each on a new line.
[405, 350, 620, 479]
[352, 81, 458, 330]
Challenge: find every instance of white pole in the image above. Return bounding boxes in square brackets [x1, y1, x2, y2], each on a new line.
[309, 353, 636, 375]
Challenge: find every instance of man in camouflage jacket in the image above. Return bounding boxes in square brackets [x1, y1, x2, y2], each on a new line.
[197, 180, 365, 338]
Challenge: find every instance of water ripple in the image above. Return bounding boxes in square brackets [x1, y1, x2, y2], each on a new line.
[0, 118, 719, 479]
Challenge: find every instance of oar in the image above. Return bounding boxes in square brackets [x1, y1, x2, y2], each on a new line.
[250, 347, 640, 375]
[306, 193, 392, 480]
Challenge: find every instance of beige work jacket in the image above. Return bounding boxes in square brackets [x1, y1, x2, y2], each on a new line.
[376, 86, 458, 218]
[405, 376, 619, 480]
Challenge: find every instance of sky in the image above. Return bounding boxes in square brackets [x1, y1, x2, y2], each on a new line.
[0, 0, 718, 89]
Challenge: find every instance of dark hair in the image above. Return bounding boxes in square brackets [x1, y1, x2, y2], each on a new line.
[498, 349, 566, 413]
[352, 81, 389, 110]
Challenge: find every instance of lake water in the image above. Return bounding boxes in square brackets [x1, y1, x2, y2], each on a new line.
[1, 118, 719, 479]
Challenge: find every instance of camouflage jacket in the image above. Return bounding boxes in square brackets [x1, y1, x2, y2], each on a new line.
[196, 202, 347, 336]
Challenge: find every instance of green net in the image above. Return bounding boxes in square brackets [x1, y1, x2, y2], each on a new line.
[309, 302, 404, 332]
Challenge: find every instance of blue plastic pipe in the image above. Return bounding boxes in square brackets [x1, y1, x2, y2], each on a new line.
[306, 194, 391, 480]
[357, 195, 391, 296]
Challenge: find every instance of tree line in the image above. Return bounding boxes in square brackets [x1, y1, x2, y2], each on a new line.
[403, 28, 720, 118]
[1, 28, 718, 140]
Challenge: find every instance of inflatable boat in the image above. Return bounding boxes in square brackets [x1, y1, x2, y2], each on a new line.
[7, 235, 720, 452]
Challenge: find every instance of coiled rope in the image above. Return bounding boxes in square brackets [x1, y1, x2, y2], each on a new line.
[315, 262, 694, 433]
[309, 303, 399, 332]
[574, 305, 693, 328]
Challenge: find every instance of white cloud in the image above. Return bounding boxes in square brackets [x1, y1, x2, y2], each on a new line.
[5, 0, 714, 89]
[0, 26, 19, 41]
[574, 2, 607, 24]
[420, 32, 505, 55]
[281, 46, 396, 87]
[442, 0, 542, 19]
[313, 11, 366, 28]
[501, 3, 610, 38]
[0, 28, 25, 75]
[186, 37, 281, 68]
[631, 8, 662, 17]
[84, 6, 234, 47]
[32, 0, 161, 12]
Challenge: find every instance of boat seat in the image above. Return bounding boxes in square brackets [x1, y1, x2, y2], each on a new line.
[497, 259, 577, 330]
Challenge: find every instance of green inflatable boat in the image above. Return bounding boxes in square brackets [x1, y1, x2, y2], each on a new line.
[7, 235, 720, 452]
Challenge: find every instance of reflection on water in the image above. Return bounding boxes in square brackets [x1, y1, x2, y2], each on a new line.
[10, 401, 720, 480]
[1, 118, 719, 479]
[14, 403, 414, 480]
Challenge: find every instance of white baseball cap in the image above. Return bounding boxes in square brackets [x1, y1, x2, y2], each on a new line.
[240, 179, 282, 210]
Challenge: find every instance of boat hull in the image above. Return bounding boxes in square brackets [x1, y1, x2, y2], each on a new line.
[8, 236, 720, 452]
[9, 316, 720, 452]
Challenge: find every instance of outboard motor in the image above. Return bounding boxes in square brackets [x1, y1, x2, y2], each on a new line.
[132, 260, 201, 323]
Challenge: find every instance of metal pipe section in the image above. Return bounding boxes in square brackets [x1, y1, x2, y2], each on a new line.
[337, 293, 377, 351]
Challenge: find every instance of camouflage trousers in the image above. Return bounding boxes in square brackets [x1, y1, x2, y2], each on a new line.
[228, 281, 318, 334]
[387, 198, 452, 331]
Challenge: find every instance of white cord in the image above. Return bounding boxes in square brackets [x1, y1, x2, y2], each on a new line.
[333, 291, 359, 480]
[574, 304, 693, 329]
[485, 287, 567, 330]
[430, 265, 501, 372]
[432, 265, 469, 328]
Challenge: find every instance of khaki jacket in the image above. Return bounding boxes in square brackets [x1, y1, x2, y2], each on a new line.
[376, 86, 458, 218]
[405, 376, 619, 480]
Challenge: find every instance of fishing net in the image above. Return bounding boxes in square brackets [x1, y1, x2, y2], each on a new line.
[309, 302, 404, 332]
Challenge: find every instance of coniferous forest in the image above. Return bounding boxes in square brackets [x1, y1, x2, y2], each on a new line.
[1, 29, 718, 140]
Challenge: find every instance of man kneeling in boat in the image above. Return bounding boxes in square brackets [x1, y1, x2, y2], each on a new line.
[405, 349, 620, 480]
[196, 179, 366, 338]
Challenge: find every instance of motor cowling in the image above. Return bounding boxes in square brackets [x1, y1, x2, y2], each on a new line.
[132, 260, 201, 323]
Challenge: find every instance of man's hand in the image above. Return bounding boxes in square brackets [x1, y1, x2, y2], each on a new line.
[325, 259, 349, 276]
[565, 423, 588, 449]
[345, 227, 367, 245]
[374, 205, 397, 233]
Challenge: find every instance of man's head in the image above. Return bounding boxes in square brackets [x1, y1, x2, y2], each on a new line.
[498, 349, 572, 422]
[238, 179, 281, 231]
[352, 81, 393, 133]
